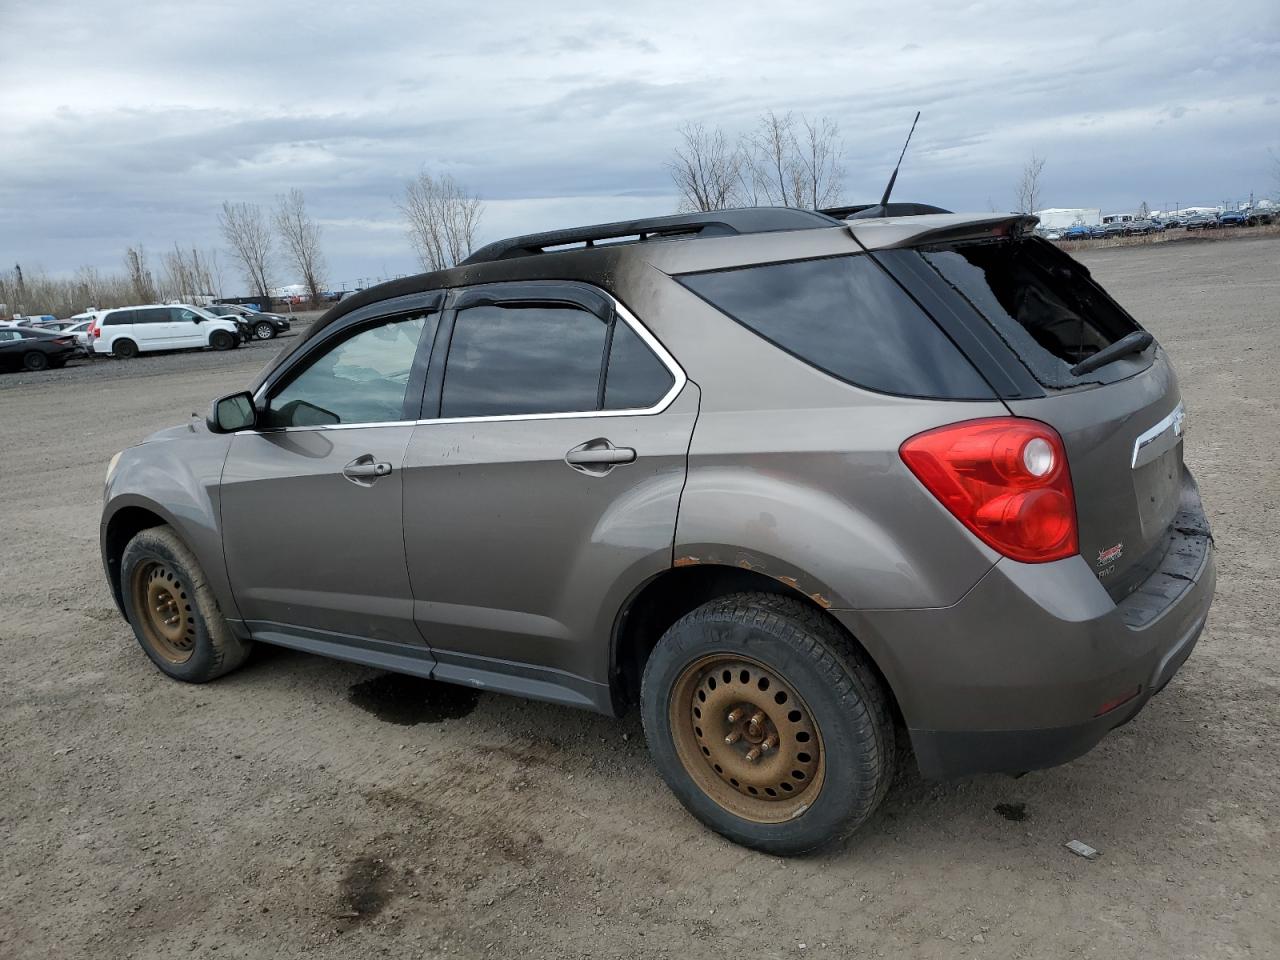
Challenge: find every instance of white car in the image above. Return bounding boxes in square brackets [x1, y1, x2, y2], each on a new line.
[63, 320, 95, 351]
[90, 304, 242, 358]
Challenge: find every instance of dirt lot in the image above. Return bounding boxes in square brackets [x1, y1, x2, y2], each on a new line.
[2, 238, 1277, 959]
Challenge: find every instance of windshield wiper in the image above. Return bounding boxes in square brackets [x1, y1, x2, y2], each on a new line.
[1069, 330, 1154, 377]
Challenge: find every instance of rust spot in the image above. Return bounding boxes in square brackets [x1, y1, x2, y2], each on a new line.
[674, 555, 701, 567]
[776, 575, 801, 590]
[809, 592, 832, 609]
[736, 558, 755, 570]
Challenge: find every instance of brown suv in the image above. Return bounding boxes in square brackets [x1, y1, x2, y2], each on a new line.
[101, 207, 1214, 854]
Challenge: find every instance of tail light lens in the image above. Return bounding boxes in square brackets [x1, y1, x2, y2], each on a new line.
[88, 321, 100, 339]
[900, 418, 1078, 563]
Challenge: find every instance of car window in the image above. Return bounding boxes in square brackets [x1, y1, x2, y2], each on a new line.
[603, 320, 675, 410]
[173, 308, 201, 323]
[265, 313, 433, 428]
[104, 310, 135, 326]
[0, 330, 19, 342]
[678, 254, 992, 399]
[441, 303, 608, 418]
[135, 308, 169, 324]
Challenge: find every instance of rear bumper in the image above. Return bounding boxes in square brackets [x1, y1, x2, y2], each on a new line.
[835, 471, 1215, 778]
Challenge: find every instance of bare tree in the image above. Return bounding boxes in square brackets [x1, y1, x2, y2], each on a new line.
[161, 245, 217, 303]
[743, 111, 845, 209]
[1015, 153, 1046, 215]
[1137, 200, 1150, 219]
[124, 246, 157, 303]
[219, 201, 274, 299]
[274, 189, 327, 305]
[398, 172, 483, 272]
[668, 122, 747, 212]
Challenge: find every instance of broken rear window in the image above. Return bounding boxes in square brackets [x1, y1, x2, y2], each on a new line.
[919, 238, 1145, 388]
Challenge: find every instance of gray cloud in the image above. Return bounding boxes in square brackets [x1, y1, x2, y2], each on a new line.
[2, 0, 1277, 290]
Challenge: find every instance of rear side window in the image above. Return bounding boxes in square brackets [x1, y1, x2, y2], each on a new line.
[918, 238, 1142, 388]
[603, 321, 675, 410]
[678, 255, 992, 399]
[104, 310, 135, 326]
[441, 304, 607, 418]
[135, 307, 169, 324]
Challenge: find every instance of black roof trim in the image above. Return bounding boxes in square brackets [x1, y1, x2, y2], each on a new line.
[461, 207, 841, 265]
[820, 202, 953, 219]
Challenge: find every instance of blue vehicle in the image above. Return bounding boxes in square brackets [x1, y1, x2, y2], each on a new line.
[1063, 224, 1093, 240]
[1218, 210, 1247, 228]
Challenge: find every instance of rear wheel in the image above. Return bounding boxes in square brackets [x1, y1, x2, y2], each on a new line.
[209, 330, 235, 351]
[120, 525, 252, 682]
[113, 338, 139, 359]
[642, 593, 894, 856]
[253, 321, 276, 340]
[22, 351, 49, 371]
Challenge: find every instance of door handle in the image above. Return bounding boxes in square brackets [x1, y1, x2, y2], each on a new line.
[565, 439, 636, 475]
[343, 454, 392, 485]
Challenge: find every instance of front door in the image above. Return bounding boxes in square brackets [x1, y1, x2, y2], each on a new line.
[402, 284, 696, 706]
[220, 305, 440, 653]
[170, 307, 207, 347]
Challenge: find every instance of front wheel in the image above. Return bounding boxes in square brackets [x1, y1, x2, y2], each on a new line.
[642, 593, 894, 856]
[253, 321, 276, 340]
[120, 525, 252, 682]
[209, 330, 235, 351]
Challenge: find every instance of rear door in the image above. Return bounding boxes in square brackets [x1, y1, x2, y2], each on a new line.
[219, 297, 441, 651]
[401, 282, 696, 704]
[133, 307, 173, 350]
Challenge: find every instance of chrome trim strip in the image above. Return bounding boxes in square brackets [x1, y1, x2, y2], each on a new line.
[1131, 401, 1185, 468]
[246, 292, 686, 435]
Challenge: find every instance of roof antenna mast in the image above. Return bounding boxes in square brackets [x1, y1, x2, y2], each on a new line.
[878, 111, 921, 210]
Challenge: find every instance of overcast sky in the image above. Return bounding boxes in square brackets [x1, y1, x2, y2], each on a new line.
[2, 0, 1277, 291]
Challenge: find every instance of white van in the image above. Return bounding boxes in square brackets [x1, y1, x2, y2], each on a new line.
[90, 304, 242, 358]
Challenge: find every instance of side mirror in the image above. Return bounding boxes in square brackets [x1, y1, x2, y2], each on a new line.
[207, 391, 257, 433]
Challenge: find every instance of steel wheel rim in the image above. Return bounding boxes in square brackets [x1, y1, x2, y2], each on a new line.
[669, 654, 825, 824]
[130, 560, 196, 664]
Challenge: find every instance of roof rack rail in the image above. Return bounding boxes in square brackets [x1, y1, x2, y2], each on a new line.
[820, 202, 953, 220]
[461, 207, 840, 265]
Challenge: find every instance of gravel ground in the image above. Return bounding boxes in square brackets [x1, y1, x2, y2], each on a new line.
[1, 240, 1277, 959]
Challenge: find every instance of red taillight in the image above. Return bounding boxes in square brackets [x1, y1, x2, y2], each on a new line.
[900, 418, 1078, 563]
[53, 336, 72, 345]
[88, 321, 100, 338]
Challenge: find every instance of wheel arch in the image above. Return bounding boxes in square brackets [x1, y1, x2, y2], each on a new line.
[102, 501, 171, 615]
[609, 563, 903, 728]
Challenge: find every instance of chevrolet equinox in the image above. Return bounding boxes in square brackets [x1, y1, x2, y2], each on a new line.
[101, 206, 1215, 854]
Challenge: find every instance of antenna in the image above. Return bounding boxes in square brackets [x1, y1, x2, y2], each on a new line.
[879, 111, 921, 208]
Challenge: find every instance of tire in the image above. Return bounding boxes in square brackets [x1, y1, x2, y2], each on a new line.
[113, 339, 139, 359]
[22, 351, 49, 371]
[209, 330, 234, 351]
[120, 525, 253, 683]
[253, 321, 276, 341]
[641, 592, 894, 856]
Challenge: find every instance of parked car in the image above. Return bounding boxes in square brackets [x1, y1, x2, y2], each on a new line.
[0, 326, 80, 371]
[101, 207, 1215, 855]
[1245, 209, 1274, 226]
[1089, 224, 1108, 238]
[1103, 221, 1128, 237]
[1218, 210, 1247, 228]
[61, 320, 95, 353]
[90, 304, 242, 358]
[1163, 217, 1183, 229]
[208, 303, 292, 340]
[1063, 224, 1093, 240]
[1185, 214, 1216, 230]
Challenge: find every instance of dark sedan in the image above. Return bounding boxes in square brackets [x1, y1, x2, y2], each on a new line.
[0, 326, 81, 371]
[208, 304, 292, 341]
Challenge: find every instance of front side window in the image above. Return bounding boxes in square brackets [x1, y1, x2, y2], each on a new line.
[441, 303, 608, 418]
[266, 313, 434, 428]
[174, 308, 203, 324]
